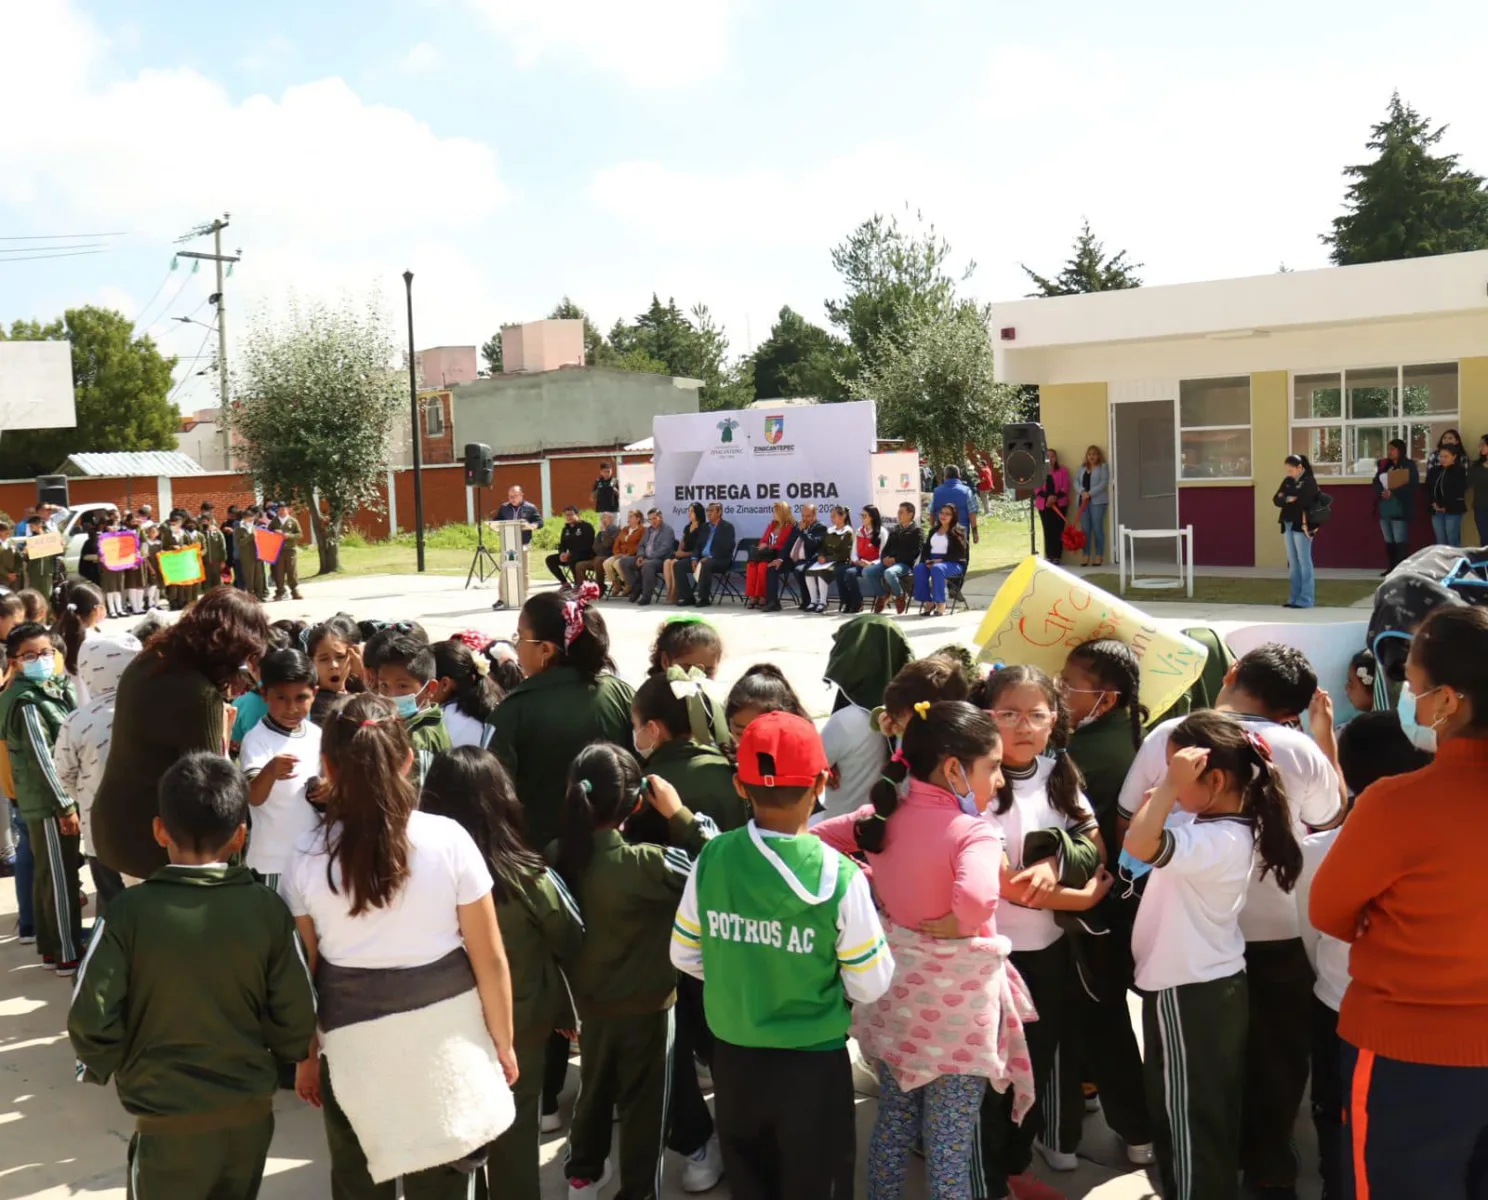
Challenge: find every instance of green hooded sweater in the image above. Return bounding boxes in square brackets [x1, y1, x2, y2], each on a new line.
[0, 672, 78, 821]
[824, 614, 914, 711]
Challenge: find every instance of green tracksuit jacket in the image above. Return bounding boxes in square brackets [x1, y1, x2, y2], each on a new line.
[404, 704, 451, 787]
[641, 738, 750, 833]
[500, 865, 584, 1036]
[0, 674, 77, 821]
[68, 864, 316, 1119]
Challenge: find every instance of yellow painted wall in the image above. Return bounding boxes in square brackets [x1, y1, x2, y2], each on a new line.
[1464, 357, 1488, 544]
[1251, 370, 1289, 568]
[1040, 382, 1109, 467]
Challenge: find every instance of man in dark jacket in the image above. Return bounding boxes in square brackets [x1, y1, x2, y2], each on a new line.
[547, 507, 596, 588]
[868, 502, 926, 614]
[676, 503, 736, 607]
[766, 503, 824, 612]
[592, 462, 621, 515]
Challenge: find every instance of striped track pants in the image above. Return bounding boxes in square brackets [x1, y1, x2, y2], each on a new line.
[25, 816, 82, 964]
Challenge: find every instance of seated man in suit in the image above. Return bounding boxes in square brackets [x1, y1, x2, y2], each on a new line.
[766, 502, 825, 612]
[546, 506, 596, 589]
[573, 511, 619, 592]
[676, 503, 736, 607]
[619, 508, 677, 607]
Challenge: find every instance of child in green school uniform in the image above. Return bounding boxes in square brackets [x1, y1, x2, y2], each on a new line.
[553, 743, 714, 1200]
[69, 752, 317, 1200]
[670, 711, 895, 1199]
[371, 633, 450, 785]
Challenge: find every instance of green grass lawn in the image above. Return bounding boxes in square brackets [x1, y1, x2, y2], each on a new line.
[1079, 573, 1377, 608]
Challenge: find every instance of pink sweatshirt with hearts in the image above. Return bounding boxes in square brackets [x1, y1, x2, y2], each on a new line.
[812, 779, 1004, 936]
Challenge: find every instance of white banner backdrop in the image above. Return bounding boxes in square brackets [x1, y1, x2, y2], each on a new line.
[616, 460, 654, 509]
[872, 451, 921, 522]
[652, 401, 877, 538]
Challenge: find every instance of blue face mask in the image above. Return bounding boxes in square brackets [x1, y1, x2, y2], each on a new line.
[1396, 682, 1440, 753]
[948, 760, 979, 816]
[21, 657, 54, 683]
[394, 691, 423, 720]
[1116, 848, 1154, 898]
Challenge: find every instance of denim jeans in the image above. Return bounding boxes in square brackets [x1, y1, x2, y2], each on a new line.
[1284, 527, 1314, 608]
[1379, 517, 1408, 545]
[10, 805, 34, 937]
[866, 561, 911, 597]
[845, 563, 881, 600]
[1082, 502, 1108, 558]
[913, 561, 964, 604]
[1432, 512, 1464, 546]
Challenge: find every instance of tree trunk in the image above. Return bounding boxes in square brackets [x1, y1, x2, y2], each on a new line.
[310, 504, 340, 574]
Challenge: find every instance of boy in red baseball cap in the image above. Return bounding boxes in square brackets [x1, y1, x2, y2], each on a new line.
[671, 711, 893, 1199]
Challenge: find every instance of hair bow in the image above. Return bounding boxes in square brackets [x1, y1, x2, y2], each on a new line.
[562, 582, 602, 647]
[1354, 664, 1375, 687]
[455, 628, 494, 652]
[913, 700, 931, 720]
[665, 664, 728, 747]
[1243, 729, 1273, 762]
[471, 653, 490, 678]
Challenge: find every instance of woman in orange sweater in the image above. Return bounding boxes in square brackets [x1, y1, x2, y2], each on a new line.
[1310, 604, 1488, 1199]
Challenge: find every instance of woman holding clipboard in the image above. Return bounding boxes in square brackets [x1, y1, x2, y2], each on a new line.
[1373, 438, 1419, 575]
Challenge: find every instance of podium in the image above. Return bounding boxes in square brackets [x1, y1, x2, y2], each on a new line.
[496, 520, 528, 608]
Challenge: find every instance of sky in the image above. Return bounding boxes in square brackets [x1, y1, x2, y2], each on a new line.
[3, 0, 1488, 417]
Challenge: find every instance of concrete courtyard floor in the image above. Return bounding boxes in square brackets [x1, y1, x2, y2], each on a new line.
[0, 569, 1338, 1198]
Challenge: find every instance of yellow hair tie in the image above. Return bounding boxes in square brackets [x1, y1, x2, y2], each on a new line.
[914, 700, 931, 719]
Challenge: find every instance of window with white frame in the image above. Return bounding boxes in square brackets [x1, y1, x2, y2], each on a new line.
[1179, 376, 1252, 479]
[1291, 363, 1459, 476]
[422, 398, 446, 437]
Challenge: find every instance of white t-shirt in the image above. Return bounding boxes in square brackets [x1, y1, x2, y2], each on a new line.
[239, 717, 325, 878]
[280, 810, 492, 970]
[1132, 813, 1256, 992]
[929, 532, 950, 556]
[1117, 713, 1341, 942]
[984, 758, 1098, 952]
[1296, 828, 1350, 1012]
[442, 703, 486, 749]
[819, 704, 887, 821]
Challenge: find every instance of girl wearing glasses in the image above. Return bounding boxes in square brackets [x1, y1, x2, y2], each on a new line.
[969, 665, 1112, 1197]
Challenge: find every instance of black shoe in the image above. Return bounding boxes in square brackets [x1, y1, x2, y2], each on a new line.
[491, 600, 506, 611]
[675, 598, 695, 607]
[763, 603, 782, 613]
[1283, 602, 1299, 608]
[637, 598, 651, 606]
[697, 598, 712, 607]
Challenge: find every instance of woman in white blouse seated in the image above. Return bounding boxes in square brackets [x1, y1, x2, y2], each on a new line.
[912, 504, 970, 617]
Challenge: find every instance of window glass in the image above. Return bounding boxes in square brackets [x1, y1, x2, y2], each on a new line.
[1294, 373, 1342, 421]
[1180, 377, 1251, 427]
[1181, 429, 1251, 479]
[1346, 367, 1397, 421]
[1293, 426, 1343, 476]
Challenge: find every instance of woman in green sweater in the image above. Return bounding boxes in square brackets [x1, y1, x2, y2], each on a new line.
[91, 587, 270, 881]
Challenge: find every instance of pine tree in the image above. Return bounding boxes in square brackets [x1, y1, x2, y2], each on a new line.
[1022, 220, 1142, 297]
[1325, 93, 1488, 265]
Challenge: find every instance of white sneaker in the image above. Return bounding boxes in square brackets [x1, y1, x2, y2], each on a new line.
[567, 1159, 613, 1198]
[540, 1110, 563, 1134]
[18, 934, 36, 946]
[1034, 1139, 1078, 1171]
[1126, 1142, 1156, 1165]
[681, 1136, 724, 1193]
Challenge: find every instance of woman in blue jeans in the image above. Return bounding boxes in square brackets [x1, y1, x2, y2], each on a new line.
[1426, 443, 1468, 546]
[1274, 453, 1318, 608]
[1373, 438, 1418, 574]
[913, 504, 968, 616]
[1077, 445, 1110, 567]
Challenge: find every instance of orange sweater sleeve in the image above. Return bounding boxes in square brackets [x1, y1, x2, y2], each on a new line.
[1309, 779, 1407, 944]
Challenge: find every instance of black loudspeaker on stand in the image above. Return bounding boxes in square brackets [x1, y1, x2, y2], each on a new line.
[36, 475, 70, 509]
[1002, 422, 1048, 557]
[465, 486, 500, 589]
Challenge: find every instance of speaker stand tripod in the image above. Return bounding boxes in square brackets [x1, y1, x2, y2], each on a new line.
[465, 487, 500, 588]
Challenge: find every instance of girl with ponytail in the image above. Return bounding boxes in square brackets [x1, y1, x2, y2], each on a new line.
[552, 743, 718, 1197]
[972, 664, 1116, 1189]
[431, 638, 502, 748]
[1124, 708, 1302, 1200]
[280, 693, 519, 1194]
[55, 580, 105, 702]
[812, 701, 1038, 1197]
[631, 667, 746, 833]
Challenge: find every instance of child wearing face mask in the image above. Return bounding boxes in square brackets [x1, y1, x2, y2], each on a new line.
[1124, 710, 1303, 1200]
[0, 622, 82, 974]
[372, 634, 450, 787]
[813, 700, 1038, 1200]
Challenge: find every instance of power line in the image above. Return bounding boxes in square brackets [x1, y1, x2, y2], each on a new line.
[0, 249, 107, 264]
[0, 242, 106, 254]
[0, 231, 126, 241]
[138, 268, 194, 333]
[130, 265, 175, 328]
[168, 324, 216, 403]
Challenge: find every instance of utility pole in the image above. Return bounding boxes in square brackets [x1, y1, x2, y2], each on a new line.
[403, 270, 427, 572]
[177, 214, 238, 469]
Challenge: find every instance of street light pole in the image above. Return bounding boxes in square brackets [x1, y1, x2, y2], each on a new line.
[403, 270, 426, 573]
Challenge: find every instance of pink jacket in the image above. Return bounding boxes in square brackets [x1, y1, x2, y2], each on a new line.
[813, 779, 1004, 936]
[1035, 465, 1071, 512]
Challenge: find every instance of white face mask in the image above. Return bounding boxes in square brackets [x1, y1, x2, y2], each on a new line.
[633, 726, 656, 760]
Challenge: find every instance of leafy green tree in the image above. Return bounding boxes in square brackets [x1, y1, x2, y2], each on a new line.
[607, 295, 748, 410]
[1325, 92, 1488, 264]
[750, 306, 853, 403]
[825, 209, 967, 371]
[859, 302, 1019, 472]
[232, 298, 403, 574]
[479, 331, 504, 374]
[1022, 220, 1143, 296]
[0, 307, 180, 476]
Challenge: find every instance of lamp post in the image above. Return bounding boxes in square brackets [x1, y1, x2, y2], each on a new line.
[402, 269, 426, 572]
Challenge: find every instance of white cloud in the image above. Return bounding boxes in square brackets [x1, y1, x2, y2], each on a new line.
[239, 35, 296, 74]
[467, 0, 742, 88]
[404, 41, 441, 72]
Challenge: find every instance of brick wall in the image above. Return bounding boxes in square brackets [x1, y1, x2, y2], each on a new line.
[419, 391, 456, 465]
[171, 473, 258, 516]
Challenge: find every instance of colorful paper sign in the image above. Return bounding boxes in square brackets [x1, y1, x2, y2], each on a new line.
[158, 546, 206, 587]
[254, 528, 285, 564]
[98, 529, 141, 572]
[972, 556, 1209, 718]
[22, 531, 64, 559]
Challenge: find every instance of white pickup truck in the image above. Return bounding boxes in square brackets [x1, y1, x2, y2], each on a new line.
[59, 502, 124, 577]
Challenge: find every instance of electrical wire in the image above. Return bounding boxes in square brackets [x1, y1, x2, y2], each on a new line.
[0, 242, 106, 254]
[129, 265, 175, 329]
[168, 325, 217, 403]
[0, 249, 107, 264]
[138, 268, 195, 334]
[0, 231, 125, 240]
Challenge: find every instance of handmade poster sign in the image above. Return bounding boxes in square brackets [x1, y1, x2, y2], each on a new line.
[98, 529, 142, 572]
[973, 555, 1208, 717]
[158, 546, 206, 588]
[254, 528, 285, 564]
[22, 531, 64, 559]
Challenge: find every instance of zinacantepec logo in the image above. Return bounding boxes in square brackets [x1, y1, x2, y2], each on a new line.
[752, 414, 794, 455]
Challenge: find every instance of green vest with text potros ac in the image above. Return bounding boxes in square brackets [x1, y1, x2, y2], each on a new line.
[691, 825, 858, 1051]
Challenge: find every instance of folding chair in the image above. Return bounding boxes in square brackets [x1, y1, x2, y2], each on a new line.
[715, 539, 756, 604]
[946, 572, 968, 615]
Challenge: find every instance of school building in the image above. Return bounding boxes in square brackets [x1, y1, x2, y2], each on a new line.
[991, 249, 1488, 569]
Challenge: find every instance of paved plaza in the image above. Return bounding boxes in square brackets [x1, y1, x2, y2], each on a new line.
[0, 569, 1337, 1198]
